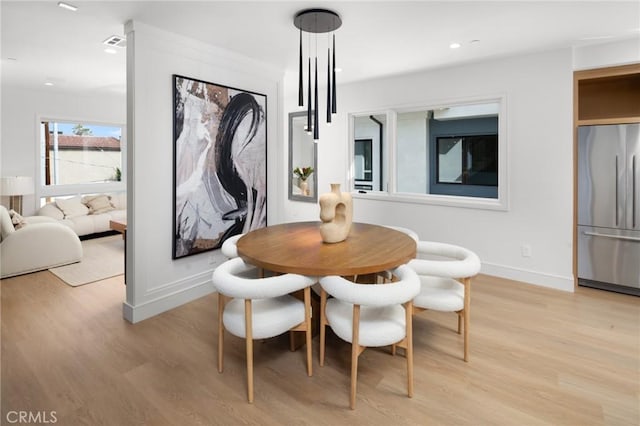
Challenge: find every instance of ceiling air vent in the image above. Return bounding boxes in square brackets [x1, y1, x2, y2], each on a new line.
[102, 35, 126, 48]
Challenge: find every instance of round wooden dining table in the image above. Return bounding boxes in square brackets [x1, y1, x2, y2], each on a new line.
[236, 221, 416, 277]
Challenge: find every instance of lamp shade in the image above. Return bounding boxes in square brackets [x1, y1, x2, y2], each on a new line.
[0, 176, 34, 196]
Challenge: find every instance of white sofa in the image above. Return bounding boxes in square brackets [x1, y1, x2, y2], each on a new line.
[37, 193, 126, 237]
[0, 205, 82, 278]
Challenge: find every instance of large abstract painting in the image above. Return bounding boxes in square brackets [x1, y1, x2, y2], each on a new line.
[172, 75, 267, 259]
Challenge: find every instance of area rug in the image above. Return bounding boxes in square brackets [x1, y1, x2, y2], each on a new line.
[49, 235, 124, 286]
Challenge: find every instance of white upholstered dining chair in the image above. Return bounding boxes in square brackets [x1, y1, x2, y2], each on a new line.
[319, 265, 421, 409]
[221, 233, 244, 258]
[407, 241, 481, 362]
[212, 257, 315, 403]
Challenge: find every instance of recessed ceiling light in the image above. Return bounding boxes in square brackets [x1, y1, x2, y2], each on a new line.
[103, 35, 126, 48]
[44, 82, 54, 86]
[450, 42, 461, 49]
[57, 2, 78, 11]
[104, 48, 117, 54]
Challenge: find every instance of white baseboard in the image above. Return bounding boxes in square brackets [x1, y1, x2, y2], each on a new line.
[120, 262, 574, 323]
[122, 272, 215, 323]
[480, 262, 575, 292]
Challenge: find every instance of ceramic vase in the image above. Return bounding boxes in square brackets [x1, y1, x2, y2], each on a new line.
[319, 183, 353, 243]
[299, 180, 309, 196]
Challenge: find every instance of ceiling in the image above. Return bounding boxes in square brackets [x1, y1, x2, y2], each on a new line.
[1, 1, 639, 96]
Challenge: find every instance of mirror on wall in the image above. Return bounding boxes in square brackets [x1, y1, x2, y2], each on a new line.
[288, 111, 318, 202]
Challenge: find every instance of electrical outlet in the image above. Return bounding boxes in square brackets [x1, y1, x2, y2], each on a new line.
[521, 244, 532, 258]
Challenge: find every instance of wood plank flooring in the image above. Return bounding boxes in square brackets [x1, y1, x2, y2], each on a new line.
[1, 272, 638, 425]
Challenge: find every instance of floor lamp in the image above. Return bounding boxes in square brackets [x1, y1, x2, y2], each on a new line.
[1, 176, 34, 215]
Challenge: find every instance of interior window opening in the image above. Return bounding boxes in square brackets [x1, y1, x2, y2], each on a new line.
[351, 99, 504, 207]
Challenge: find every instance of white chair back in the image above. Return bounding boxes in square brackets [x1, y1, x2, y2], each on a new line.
[221, 233, 244, 258]
[213, 257, 314, 299]
[320, 264, 420, 306]
[409, 241, 480, 278]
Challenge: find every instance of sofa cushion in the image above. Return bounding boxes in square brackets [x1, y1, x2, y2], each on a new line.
[0, 206, 15, 241]
[84, 194, 115, 215]
[108, 192, 126, 210]
[56, 197, 89, 218]
[38, 203, 65, 220]
[35, 194, 126, 237]
[9, 209, 27, 230]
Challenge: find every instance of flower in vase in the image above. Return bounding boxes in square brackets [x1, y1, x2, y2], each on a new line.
[293, 166, 314, 182]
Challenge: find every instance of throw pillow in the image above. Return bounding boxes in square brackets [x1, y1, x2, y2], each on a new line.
[39, 202, 65, 220]
[85, 195, 115, 215]
[8, 209, 27, 230]
[56, 197, 89, 218]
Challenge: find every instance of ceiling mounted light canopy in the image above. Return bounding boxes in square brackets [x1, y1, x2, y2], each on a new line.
[294, 8, 342, 141]
[57, 1, 78, 11]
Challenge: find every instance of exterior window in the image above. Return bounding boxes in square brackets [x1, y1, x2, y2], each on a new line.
[436, 135, 498, 186]
[38, 120, 125, 201]
[354, 139, 373, 182]
[353, 114, 386, 191]
[40, 121, 122, 186]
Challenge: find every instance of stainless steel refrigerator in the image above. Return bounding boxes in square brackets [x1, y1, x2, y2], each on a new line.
[578, 123, 640, 296]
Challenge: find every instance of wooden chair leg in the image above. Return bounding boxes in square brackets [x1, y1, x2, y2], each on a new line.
[320, 289, 327, 367]
[304, 286, 312, 377]
[463, 277, 471, 362]
[217, 293, 225, 373]
[244, 299, 254, 403]
[350, 304, 361, 410]
[405, 301, 414, 398]
[289, 330, 296, 352]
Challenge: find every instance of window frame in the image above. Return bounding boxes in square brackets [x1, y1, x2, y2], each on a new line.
[348, 94, 508, 211]
[36, 116, 126, 202]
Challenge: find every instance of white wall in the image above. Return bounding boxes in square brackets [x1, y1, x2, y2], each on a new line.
[282, 48, 576, 291]
[0, 87, 125, 215]
[124, 21, 283, 323]
[397, 111, 428, 193]
[573, 37, 640, 70]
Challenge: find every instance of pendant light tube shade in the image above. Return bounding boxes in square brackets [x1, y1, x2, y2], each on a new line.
[327, 47, 332, 123]
[298, 29, 303, 107]
[293, 8, 341, 133]
[313, 56, 319, 140]
[307, 57, 312, 133]
[332, 34, 337, 114]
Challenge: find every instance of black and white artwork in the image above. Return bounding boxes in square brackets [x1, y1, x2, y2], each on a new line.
[172, 75, 267, 259]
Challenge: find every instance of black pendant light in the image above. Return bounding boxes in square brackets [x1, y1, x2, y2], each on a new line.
[332, 34, 337, 114]
[294, 8, 342, 140]
[313, 57, 319, 140]
[298, 29, 303, 107]
[307, 57, 312, 133]
[326, 47, 331, 123]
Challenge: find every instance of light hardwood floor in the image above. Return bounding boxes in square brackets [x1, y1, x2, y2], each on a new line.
[1, 272, 638, 425]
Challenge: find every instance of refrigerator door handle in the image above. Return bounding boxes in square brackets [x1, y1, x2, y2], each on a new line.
[583, 231, 640, 242]
[615, 156, 619, 226]
[633, 155, 636, 229]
